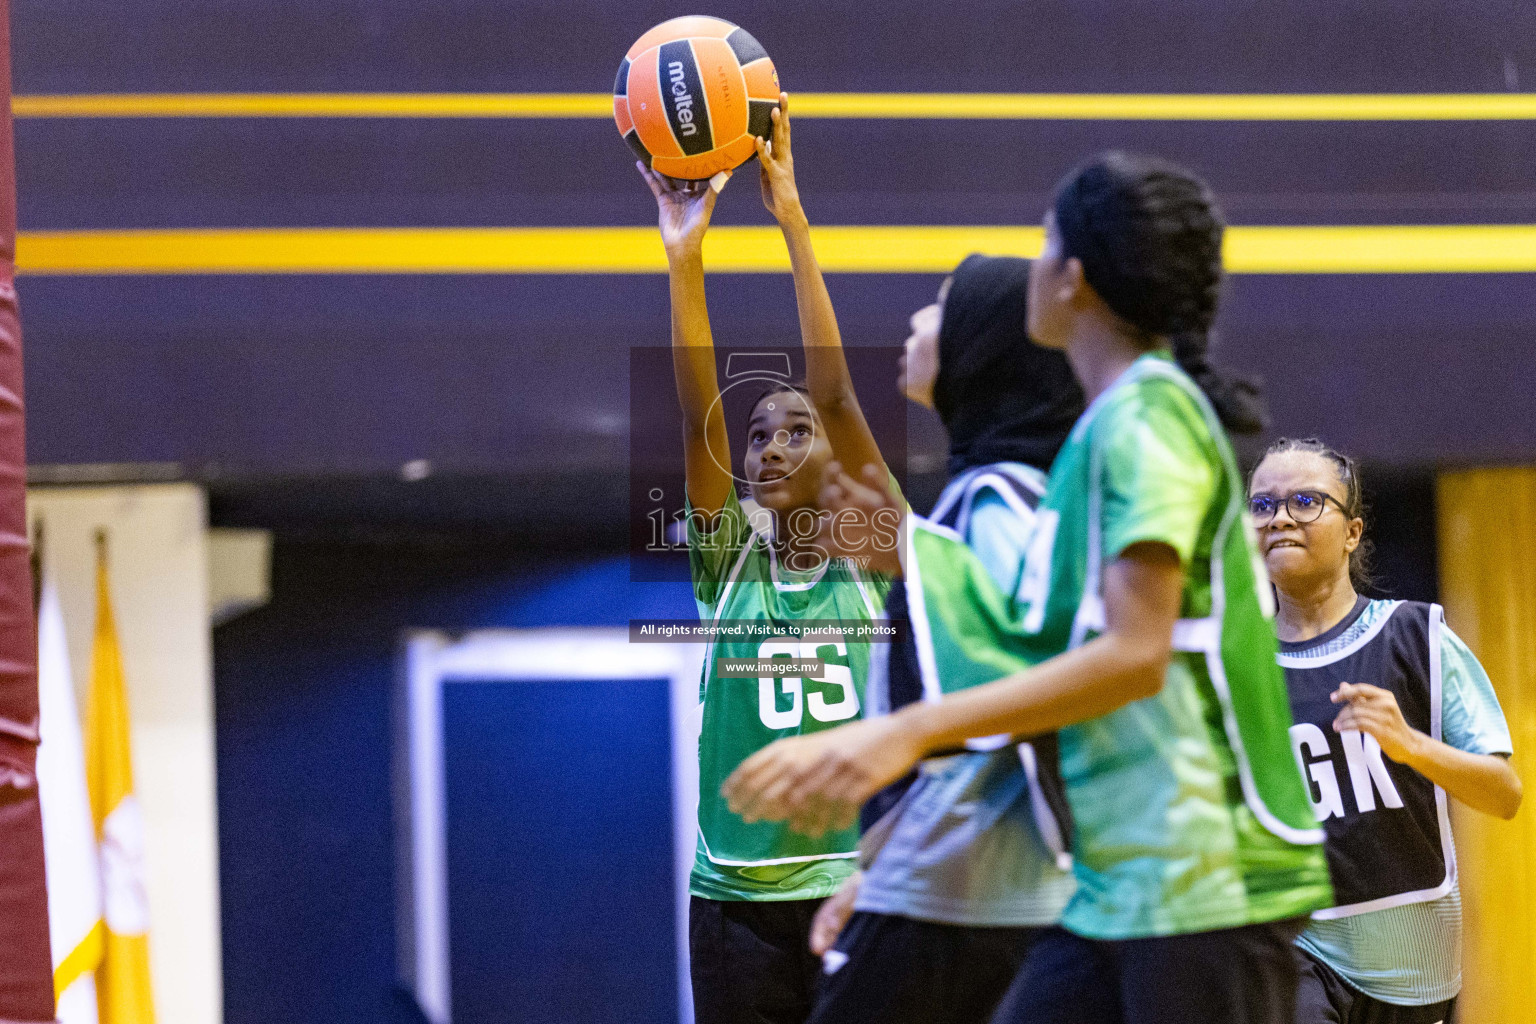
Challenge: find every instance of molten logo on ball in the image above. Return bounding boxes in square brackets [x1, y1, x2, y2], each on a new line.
[667, 61, 698, 136]
[657, 40, 712, 155]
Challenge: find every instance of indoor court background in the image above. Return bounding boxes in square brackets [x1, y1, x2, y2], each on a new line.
[8, 2, 1535, 1022]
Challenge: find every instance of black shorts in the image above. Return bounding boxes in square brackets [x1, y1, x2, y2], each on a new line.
[990, 918, 1308, 1024]
[1295, 945, 1455, 1024]
[809, 911, 1040, 1024]
[690, 895, 825, 1024]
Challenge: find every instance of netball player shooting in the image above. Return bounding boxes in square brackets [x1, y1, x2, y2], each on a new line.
[1249, 439, 1521, 1024]
[639, 93, 893, 1024]
[725, 152, 1333, 1024]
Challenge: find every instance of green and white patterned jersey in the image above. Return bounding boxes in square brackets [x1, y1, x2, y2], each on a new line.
[688, 488, 890, 901]
[1012, 351, 1332, 939]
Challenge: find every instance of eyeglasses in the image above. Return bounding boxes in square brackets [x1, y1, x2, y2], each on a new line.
[1247, 491, 1345, 526]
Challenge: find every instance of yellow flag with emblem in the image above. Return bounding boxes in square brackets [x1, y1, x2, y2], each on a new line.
[84, 535, 156, 1024]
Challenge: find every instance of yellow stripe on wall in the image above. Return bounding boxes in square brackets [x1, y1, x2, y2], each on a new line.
[794, 92, 1536, 121]
[13, 92, 1536, 121]
[16, 224, 1536, 276]
[1227, 225, 1536, 273]
[12, 226, 1029, 274]
[12, 92, 614, 119]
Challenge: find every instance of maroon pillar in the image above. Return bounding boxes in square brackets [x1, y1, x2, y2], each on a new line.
[0, 1, 55, 1020]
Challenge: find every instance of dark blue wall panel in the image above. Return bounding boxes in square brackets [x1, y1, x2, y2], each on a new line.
[12, 0, 1536, 94]
[21, 270, 1536, 474]
[444, 679, 676, 1024]
[214, 541, 693, 1024]
[17, 117, 1536, 231]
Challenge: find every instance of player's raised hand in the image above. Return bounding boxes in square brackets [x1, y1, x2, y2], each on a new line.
[1331, 682, 1422, 764]
[756, 93, 803, 225]
[817, 462, 904, 574]
[640, 162, 729, 259]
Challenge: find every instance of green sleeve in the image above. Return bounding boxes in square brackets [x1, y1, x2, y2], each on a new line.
[686, 488, 752, 609]
[1098, 382, 1217, 566]
[909, 522, 1036, 694]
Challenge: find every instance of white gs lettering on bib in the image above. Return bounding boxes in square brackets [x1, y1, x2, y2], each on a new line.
[757, 639, 859, 729]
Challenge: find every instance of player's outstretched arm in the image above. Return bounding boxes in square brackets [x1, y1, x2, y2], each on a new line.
[642, 164, 734, 516]
[757, 94, 888, 489]
[723, 542, 1185, 837]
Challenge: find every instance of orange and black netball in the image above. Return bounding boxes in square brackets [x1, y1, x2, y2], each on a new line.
[614, 16, 780, 180]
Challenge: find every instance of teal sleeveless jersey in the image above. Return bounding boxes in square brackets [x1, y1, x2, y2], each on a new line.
[1010, 351, 1331, 938]
[688, 489, 890, 901]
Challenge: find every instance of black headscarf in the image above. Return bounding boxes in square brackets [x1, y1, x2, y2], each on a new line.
[865, 257, 1084, 831]
[931, 254, 1084, 476]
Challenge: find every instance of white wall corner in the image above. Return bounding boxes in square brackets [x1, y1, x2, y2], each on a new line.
[207, 528, 272, 627]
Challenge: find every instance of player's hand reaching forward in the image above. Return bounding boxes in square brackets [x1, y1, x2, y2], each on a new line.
[640, 163, 729, 260]
[723, 714, 923, 838]
[817, 462, 905, 575]
[757, 92, 804, 226]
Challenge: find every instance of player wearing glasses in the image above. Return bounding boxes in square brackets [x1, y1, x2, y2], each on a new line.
[726, 152, 1333, 1024]
[1249, 437, 1522, 1024]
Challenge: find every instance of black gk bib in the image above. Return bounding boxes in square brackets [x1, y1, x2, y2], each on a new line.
[1279, 600, 1454, 918]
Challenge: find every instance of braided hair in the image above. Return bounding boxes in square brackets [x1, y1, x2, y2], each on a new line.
[1052, 151, 1267, 434]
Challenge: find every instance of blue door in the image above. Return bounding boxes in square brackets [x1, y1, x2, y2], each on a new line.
[443, 677, 679, 1023]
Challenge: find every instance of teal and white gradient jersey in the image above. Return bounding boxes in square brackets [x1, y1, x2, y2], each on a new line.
[856, 466, 1076, 927]
[1286, 599, 1513, 1005]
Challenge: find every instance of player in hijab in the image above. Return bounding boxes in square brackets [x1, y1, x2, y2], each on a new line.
[725, 152, 1332, 1024]
[807, 254, 1084, 1024]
